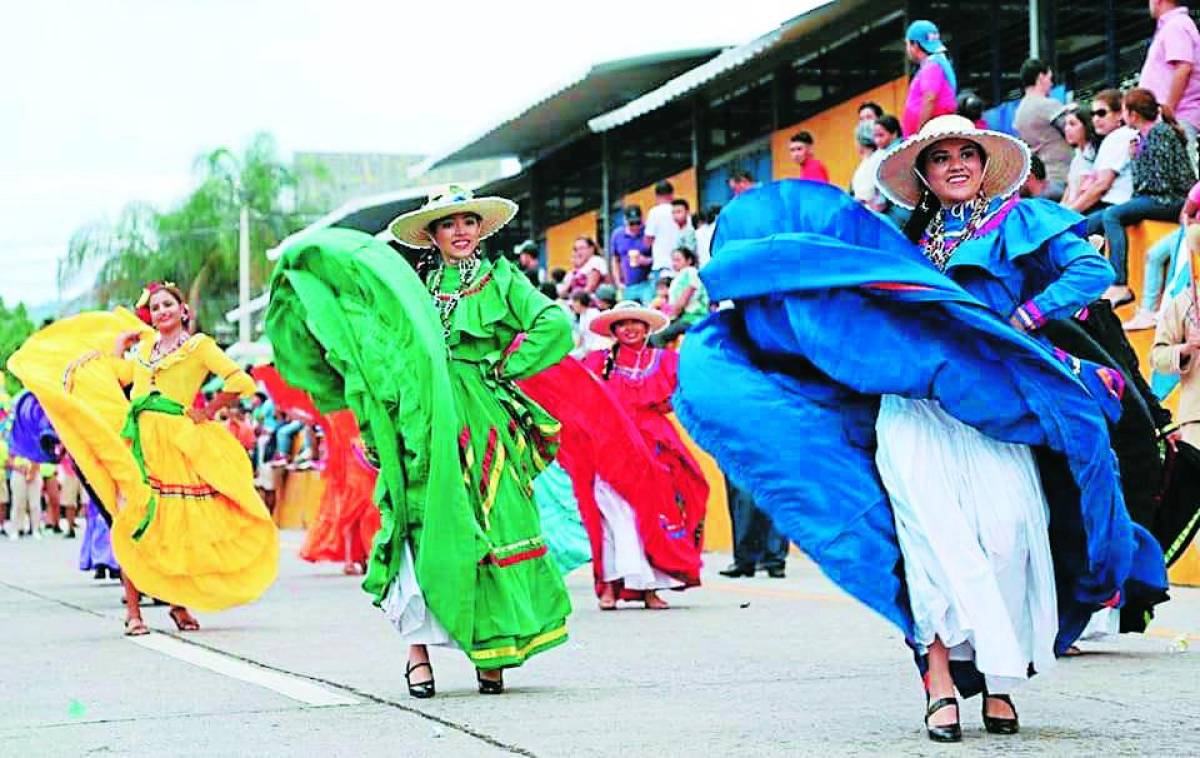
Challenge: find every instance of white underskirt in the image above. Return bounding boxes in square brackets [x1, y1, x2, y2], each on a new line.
[380, 541, 460, 649]
[595, 478, 684, 591]
[876, 396, 1058, 692]
[1080, 608, 1121, 641]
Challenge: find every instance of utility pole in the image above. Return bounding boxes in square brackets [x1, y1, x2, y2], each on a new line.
[238, 200, 251, 343]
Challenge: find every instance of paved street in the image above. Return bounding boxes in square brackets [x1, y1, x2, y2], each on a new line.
[3, 531, 1199, 757]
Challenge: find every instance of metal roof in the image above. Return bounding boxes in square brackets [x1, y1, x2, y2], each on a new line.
[421, 47, 722, 171]
[588, 0, 895, 132]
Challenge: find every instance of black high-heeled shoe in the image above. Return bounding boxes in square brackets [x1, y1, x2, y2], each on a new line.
[982, 693, 1019, 735]
[405, 661, 435, 699]
[925, 696, 962, 743]
[476, 669, 504, 695]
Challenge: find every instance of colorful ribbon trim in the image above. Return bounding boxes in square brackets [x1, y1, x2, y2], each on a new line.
[120, 392, 185, 541]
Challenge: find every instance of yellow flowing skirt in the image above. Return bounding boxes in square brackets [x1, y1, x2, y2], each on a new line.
[8, 310, 278, 612]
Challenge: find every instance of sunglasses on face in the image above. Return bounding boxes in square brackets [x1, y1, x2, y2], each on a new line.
[1093, 108, 1109, 118]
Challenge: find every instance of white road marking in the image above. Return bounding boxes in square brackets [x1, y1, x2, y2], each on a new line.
[129, 633, 360, 707]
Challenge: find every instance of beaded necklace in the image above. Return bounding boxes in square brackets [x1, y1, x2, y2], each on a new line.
[150, 330, 192, 363]
[921, 193, 989, 271]
[614, 344, 654, 381]
[426, 255, 480, 343]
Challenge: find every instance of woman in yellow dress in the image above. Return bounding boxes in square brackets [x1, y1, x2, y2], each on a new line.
[8, 283, 278, 636]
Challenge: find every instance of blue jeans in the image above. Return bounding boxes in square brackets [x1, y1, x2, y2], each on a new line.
[1143, 227, 1184, 313]
[622, 279, 653, 304]
[274, 420, 306, 458]
[728, 481, 788, 571]
[1090, 196, 1184, 285]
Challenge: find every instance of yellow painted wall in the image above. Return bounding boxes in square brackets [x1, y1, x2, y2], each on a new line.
[622, 167, 699, 217]
[773, 78, 909, 189]
[544, 210, 599, 272]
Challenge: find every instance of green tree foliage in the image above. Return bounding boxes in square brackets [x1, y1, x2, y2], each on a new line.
[0, 298, 35, 394]
[61, 132, 316, 332]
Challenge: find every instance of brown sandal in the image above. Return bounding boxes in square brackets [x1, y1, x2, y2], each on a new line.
[168, 607, 200, 631]
[124, 617, 149, 636]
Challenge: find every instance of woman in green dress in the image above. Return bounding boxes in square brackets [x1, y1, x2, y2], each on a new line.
[266, 187, 573, 697]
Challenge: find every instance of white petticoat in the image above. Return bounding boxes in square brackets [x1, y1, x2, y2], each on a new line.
[380, 541, 460, 649]
[595, 478, 684, 591]
[876, 396, 1058, 692]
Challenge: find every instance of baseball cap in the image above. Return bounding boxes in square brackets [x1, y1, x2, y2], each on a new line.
[624, 205, 643, 223]
[906, 20, 947, 54]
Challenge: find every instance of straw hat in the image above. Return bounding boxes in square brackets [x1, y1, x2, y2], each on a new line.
[875, 115, 1031, 210]
[588, 300, 669, 337]
[388, 185, 518, 250]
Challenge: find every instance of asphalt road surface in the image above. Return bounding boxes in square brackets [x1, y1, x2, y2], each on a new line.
[4, 531, 1199, 757]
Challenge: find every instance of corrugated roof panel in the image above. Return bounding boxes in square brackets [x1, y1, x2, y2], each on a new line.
[421, 47, 722, 170]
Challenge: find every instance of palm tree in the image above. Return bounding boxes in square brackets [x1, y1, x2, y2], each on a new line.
[60, 132, 311, 331]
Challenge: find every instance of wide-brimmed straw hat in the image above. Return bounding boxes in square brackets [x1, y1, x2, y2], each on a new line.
[589, 300, 669, 337]
[388, 185, 518, 250]
[875, 115, 1031, 210]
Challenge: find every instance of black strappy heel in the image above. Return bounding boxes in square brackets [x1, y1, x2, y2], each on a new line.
[476, 668, 504, 695]
[982, 692, 1020, 735]
[925, 696, 962, 743]
[405, 660, 435, 699]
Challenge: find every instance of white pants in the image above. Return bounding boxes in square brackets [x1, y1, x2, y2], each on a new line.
[9, 472, 44, 535]
[876, 397, 1058, 693]
[596, 478, 683, 591]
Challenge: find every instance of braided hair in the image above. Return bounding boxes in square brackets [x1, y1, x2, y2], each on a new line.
[600, 341, 620, 381]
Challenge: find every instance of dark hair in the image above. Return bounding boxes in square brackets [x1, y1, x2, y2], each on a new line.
[424, 211, 482, 238]
[601, 342, 620, 380]
[703, 204, 722, 224]
[570, 290, 592, 306]
[654, 180, 674, 196]
[573, 235, 599, 255]
[550, 267, 567, 283]
[876, 115, 902, 138]
[671, 198, 691, 212]
[858, 101, 884, 119]
[729, 168, 754, 183]
[539, 282, 559, 300]
[1125, 87, 1188, 145]
[902, 140, 991, 243]
[956, 91, 985, 122]
[1094, 88, 1123, 114]
[1020, 58, 1051, 89]
[1029, 153, 1046, 181]
[1063, 104, 1100, 151]
[674, 247, 698, 265]
[790, 131, 815, 145]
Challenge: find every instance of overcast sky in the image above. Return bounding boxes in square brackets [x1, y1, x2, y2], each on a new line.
[0, 0, 824, 308]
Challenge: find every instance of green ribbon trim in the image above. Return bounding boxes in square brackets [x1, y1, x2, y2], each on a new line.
[120, 392, 185, 541]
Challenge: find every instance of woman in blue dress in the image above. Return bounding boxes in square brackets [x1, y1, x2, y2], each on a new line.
[674, 116, 1168, 743]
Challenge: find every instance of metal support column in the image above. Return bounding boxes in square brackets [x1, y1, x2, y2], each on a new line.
[600, 132, 612, 259]
[991, 0, 1004, 105]
[1105, 0, 1119, 87]
[691, 97, 704, 206]
[1029, 0, 1041, 59]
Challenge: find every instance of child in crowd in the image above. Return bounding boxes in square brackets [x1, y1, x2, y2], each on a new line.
[651, 276, 672, 311]
[652, 247, 710, 347]
[568, 291, 611, 358]
[1152, 224, 1200, 447]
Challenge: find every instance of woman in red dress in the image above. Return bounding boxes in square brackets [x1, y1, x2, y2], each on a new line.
[581, 301, 707, 609]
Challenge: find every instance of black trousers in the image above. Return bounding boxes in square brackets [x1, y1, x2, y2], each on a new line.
[727, 481, 787, 570]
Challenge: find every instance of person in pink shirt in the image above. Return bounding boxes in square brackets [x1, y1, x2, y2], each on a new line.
[902, 20, 958, 136]
[788, 131, 830, 182]
[1140, 0, 1200, 134]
